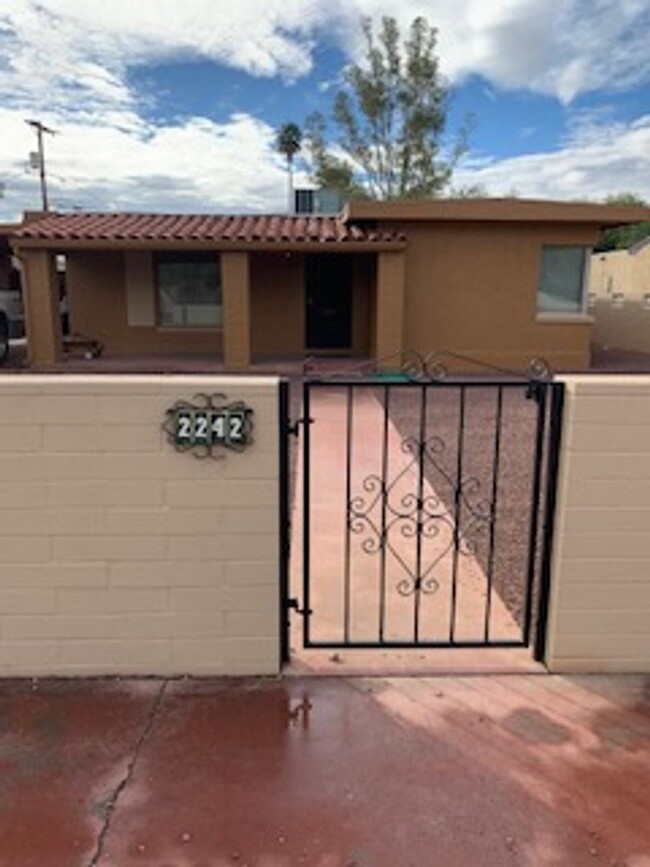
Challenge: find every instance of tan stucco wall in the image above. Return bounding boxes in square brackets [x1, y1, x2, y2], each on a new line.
[383, 221, 596, 371]
[0, 375, 280, 676]
[66, 251, 225, 355]
[67, 249, 371, 360]
[250, 253, 304, 357]
[21, 249, 63, 365]
[251, 252, 372, 359]
[590, 245, 650, 353]
[546, 376, 650, 672]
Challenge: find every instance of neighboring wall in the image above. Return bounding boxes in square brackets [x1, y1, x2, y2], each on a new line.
[0, 375, 280, 676]
[546, 376, 650, 672]
[392, 221, 595, 371]
[590, 244, 650, 353]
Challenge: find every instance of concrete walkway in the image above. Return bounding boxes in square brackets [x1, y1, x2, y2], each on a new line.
[0, 674, 648, 866]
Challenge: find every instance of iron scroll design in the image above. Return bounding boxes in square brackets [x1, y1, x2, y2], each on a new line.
[304, 349, 553, 383]
[348, 434, 492, 598]
[162, 392, 254, 460]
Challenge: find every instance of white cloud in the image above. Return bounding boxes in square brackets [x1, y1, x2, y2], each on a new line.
[455, 116, 650, 201]
[0, 108, 290, 219]
[2, 0, 649, 115]
[2, 106, 647, 222]
[328, 0, 650, 103]
[0, 1, 649, 220]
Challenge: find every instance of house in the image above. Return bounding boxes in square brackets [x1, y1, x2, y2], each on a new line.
[590, 236, 650, 354]
[10, 198, 650, 372]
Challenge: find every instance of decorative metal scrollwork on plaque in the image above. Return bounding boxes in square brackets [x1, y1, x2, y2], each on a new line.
[348, 435, 491, 597]
[162, 393, 254, 460]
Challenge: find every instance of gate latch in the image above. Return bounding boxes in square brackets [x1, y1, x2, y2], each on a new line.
[286, 416, 314, 437]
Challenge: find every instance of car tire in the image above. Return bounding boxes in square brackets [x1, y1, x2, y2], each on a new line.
[0, 314, 9, 365]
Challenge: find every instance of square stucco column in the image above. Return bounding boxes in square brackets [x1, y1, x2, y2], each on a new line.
[221, 252, 251, 370]
[19, 249, 62, 366]
[375, 250, 406, 368]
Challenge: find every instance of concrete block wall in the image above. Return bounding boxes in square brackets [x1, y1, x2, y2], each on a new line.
[0, 375, 281, 676]
[546, 375, 650, 672]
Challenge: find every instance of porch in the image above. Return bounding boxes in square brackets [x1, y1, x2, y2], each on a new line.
[12, 213, 407, 371]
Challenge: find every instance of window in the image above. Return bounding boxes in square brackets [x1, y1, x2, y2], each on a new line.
[538, 246, 588, 314]
[294, 189, 315, 214]
[157, 254, 222, 327]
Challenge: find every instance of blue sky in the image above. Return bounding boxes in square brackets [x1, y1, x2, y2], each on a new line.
[0, 0, 649, 219]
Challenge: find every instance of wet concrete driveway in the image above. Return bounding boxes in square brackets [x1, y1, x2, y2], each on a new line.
[0, 674, 648, 866]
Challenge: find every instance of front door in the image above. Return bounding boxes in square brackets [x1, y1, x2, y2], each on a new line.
[305, 255, 352, 350]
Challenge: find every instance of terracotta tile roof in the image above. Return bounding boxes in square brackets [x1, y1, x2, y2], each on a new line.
[15, 212, 403, 245]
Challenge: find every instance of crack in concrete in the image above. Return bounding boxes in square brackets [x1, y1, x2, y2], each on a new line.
[87, 679, 168, 867]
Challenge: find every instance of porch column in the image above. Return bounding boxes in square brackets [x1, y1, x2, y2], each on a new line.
[375, 250, 405, 369]
[221, 252, 251, 370]
[19, 249, 62, 366]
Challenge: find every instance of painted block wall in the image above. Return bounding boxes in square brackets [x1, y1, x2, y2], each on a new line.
[590, 245, 650, 354]
[546, 375, 650, 672]
[0, 375, 281, 676]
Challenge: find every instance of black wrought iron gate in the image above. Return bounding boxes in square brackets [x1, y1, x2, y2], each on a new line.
[283, 369, 564, 661]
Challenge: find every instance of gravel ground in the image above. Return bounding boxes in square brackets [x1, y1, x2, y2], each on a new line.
[381, 383, 546, 634]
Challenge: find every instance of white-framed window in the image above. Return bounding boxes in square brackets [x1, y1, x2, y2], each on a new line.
[537, 246, 589, 314]
[156, 253, 222, 327]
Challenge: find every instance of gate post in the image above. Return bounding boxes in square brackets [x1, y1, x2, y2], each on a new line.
[534, 382, 565, 662]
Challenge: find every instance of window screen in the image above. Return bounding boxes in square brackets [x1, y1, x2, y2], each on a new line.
[538, 247, 587, 313]
[157, 255, 222, 327]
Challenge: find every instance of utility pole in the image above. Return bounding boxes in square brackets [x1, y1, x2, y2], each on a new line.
[25, 119, 56, 211]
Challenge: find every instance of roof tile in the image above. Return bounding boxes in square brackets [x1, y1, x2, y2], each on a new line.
[15, 212, 403, 245]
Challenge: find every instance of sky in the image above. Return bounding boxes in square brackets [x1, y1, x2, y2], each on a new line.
[0, 0, 649, 220]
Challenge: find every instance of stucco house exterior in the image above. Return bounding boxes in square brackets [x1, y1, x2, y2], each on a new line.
[590, 236, 650, 354]
[10, 198, 650, 371]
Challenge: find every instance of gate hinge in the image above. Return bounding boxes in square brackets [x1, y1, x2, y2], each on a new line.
[525, 380, 545, 403]
[286, 597, 310, 616]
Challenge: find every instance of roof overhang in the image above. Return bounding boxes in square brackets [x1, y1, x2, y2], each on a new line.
[344, 198, 650, 228]
[11, 237, 405, 254]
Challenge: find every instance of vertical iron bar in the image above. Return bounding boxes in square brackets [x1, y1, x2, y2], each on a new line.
[534, 383, 565, 662]
[343, 385, 353, 644]
[484, 386, 504, 643]
[449, 386, 466, 643]
[302, 381, 311, 647]
[413, 384, 428, 643]
[278, 379, 291, 665]
[523, 382, 548, 647]
[378, 384, 390, 643]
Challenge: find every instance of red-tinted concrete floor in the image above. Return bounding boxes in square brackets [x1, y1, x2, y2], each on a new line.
[0, 675, 648, 867]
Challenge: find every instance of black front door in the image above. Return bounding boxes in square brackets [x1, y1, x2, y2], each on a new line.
[305, 255, 352, 350]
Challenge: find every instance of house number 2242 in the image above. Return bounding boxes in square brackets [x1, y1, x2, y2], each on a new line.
[175, 409, 248, 446]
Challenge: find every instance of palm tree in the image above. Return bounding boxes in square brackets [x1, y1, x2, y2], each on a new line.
[275, 122, 302, 213]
